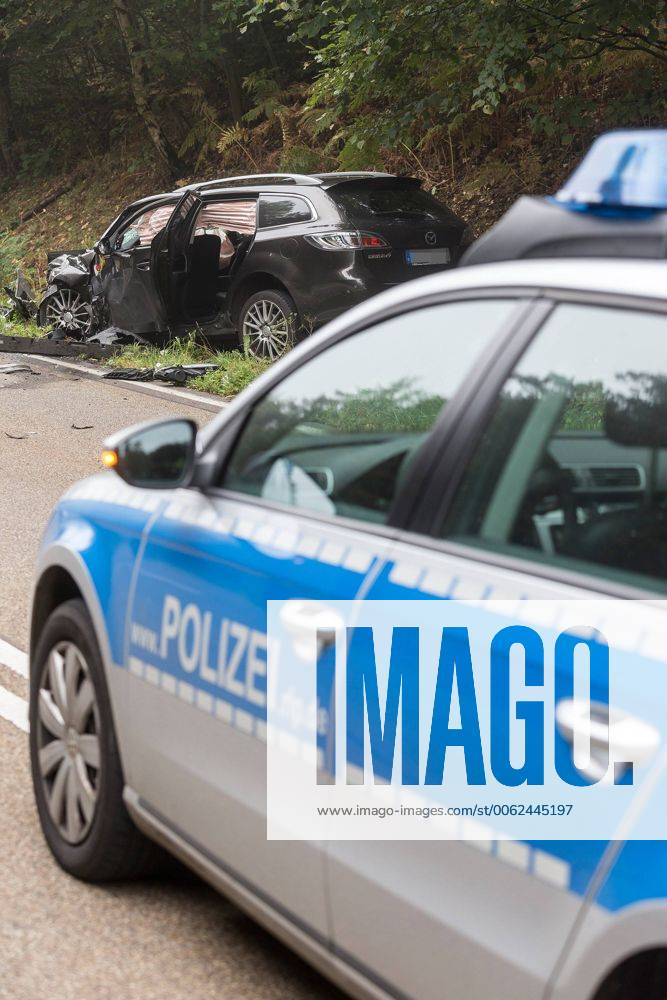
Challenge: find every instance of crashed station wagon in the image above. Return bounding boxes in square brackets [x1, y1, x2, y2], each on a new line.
[75, 172, 469, 357]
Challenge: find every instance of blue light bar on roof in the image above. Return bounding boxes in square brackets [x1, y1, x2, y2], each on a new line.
[556, 129, 667, 211]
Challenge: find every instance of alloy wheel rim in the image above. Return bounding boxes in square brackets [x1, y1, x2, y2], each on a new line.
[44, 290, 92, 335]
[243, 300, 291, 359]
[36, 641, 101, 845]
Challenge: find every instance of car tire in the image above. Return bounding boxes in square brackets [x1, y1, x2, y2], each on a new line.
[239, 289, 298, 360]
[29, 598, 163, 882]
[38, 288, 92, 337]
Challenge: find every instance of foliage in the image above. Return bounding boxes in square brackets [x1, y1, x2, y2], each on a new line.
[0, 0, 664, 295]
[191, 351, 270, 396]
[300, 381, 445, 435]
[0, 314, 44, 339]
[561, 382, 606, 432]
[0, 230, 25, 286]
[0, 0, 663, 190]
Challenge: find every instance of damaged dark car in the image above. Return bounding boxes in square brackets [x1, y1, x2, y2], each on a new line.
[40, 172, 470, 357]
[38, 250, 97, 336]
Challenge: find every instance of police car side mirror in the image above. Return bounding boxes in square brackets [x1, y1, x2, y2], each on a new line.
[101, 419, 198, 490]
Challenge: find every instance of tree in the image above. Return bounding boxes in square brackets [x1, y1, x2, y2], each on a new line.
[0, 58, 16, 173]
[112, 0, 184, 179]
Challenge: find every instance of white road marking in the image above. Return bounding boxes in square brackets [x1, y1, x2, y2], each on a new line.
[20, 354, 227, 411]
[0, 685, 28, 732]
[0, 637, 29, 730]
[0, 637, 28, 679]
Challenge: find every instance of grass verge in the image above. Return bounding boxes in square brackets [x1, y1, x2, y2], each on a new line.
[109, 335, 270, 398]
[0, 315, 46, 338]
[0, 318, 269, 398]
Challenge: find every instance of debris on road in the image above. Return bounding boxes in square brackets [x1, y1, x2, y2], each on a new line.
[102, 367, 153, 382]
[1, 271, 37, 322]
[103, 362, 220, 386]
[0, 362, 37, 375]
[87, 327, 151, 347]
[71, 423, 94, 430]
[0, 332, 116, 359]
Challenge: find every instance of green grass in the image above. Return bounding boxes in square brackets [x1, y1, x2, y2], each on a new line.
[0, 318, 268, 398]
[110, 335, 270, 399]
[0, 231, 28, 288]
[0, 314, 46, 338]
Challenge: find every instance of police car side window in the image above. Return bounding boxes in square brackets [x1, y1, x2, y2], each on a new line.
[441, 302, 667, 591]
[222, 299, 516, 524]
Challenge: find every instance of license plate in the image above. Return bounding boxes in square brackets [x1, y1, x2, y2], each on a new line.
[405, 248, 451, 266]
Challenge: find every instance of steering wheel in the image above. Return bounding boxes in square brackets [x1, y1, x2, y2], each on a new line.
[516, 458, 579, 550]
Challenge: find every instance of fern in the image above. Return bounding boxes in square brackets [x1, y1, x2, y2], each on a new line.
[178, 84, 226, 170]
[216, 125, 260, 170]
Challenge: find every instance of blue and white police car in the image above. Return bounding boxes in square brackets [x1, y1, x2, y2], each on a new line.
[29, 131, 667, 999]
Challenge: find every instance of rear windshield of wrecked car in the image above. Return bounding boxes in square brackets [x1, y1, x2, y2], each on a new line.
[331, 184, 449, 220]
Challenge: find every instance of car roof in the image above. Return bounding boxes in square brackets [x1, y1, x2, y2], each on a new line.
[126, 171, 410, 203]
[198, 258, 667, 453]
[312, 172, 399, 188]
[294, 258, 667, 364]
[190, 171, 400, 190]
[333, 258, 667, 321]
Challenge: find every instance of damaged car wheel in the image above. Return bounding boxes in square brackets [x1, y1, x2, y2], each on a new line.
[39, 289, 92, 338]
[240, 290, 296, 361]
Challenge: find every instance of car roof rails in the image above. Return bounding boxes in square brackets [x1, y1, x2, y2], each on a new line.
[193, 173, 323, 191]
[191, 171, 402, 192]
[462, 129, 667, 266]
[314, 171, 396, 183]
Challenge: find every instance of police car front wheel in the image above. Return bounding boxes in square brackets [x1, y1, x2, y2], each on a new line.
[29, 598, 162, 881]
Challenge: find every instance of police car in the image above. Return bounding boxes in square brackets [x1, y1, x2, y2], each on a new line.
[29, 131, 667, 999]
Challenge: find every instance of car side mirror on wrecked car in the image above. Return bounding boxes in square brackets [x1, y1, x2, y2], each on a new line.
[101, 418, 198, 490]
[108, 229, 141, 256]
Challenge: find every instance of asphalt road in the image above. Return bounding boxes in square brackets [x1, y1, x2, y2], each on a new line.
[0, 355, 337, 1000]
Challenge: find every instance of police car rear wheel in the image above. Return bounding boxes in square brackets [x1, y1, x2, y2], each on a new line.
[29, 599, 163, 881]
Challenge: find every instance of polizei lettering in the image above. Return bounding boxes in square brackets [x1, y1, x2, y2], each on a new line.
[131, 594, 267, 708]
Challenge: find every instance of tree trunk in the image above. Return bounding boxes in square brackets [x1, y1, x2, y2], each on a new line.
[256, 22, 282, 82]
[0, 60, 17, 175]
[111, 0, 184, 180]
[222, 49, 244, 124]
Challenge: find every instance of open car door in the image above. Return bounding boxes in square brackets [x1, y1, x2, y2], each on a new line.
[150, 189, 203, 326]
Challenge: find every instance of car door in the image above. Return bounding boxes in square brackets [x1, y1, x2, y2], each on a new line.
[103, 203, 176, 334]
[122, 294, 524, 946]
[328, 296, 667, 999]
[150, 189, 203, 326]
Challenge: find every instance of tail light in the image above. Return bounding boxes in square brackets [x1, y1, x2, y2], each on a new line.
[305, 231, 390, 251]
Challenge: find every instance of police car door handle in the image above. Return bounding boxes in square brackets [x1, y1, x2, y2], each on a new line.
[556, 698, 661, 782]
